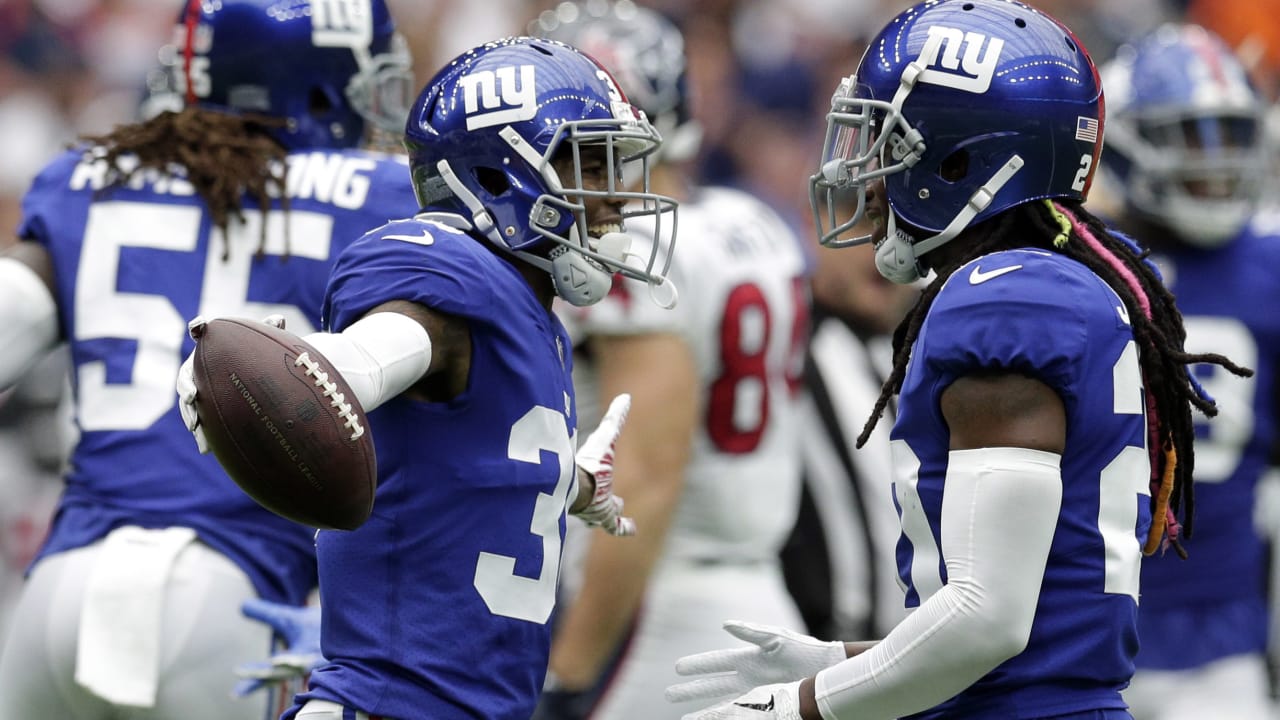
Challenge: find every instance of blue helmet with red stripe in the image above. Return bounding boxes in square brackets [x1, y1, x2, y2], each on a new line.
[1100, 24, 1268, 247]
[404, 37, 679, 307]
[160, 0, 412, 150]
[809, 0, 1103, 281]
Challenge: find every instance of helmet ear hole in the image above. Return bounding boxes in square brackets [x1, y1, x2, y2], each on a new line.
[939, 149, 969, 182]
[474, 166, 511, 196]
[309, 87, 334, 117]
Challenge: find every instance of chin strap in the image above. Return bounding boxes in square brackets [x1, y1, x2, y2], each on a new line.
[436, 159, 499, 242]
[544, 228, 634, 307]
[875, 154, 1025, 284]
[542, 247, 614, 307]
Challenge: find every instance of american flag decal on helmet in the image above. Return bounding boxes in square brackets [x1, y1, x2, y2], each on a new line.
[1075, 116, 1099, 143]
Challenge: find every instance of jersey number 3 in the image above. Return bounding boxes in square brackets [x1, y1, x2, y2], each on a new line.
[473, 405, 574, 624]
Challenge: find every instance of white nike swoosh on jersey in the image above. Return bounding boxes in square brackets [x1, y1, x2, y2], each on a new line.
[383, 230, 435, 246]
[968, 264, 1023, 285]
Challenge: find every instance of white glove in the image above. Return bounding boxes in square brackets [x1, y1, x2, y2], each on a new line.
[176, 316, 210, 454]
[176, 314, 287, 455]
[573, 393, 636, 536]
[666, 620, 845, 704]
[681, 682, 803, 720]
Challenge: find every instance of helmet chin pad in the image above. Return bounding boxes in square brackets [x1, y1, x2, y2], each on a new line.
[875, 215, 927, 284]
[550, 247, 614, 307]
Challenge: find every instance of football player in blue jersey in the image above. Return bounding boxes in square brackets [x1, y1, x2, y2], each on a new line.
[0, 1, 419, 718]
[531, 4, 811, 719]
[664, 1, 1253, 719]
[177, 35, 678, 720]
[1096, 24, 1280, 720]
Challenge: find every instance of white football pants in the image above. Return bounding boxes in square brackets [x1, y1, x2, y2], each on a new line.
[0, 531, 274, 720]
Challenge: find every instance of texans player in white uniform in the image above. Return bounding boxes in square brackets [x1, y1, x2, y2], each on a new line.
[532, 5, 810, 719]
[666, 2, 1252, 718]
[781, 190, 918, 644]
[179, 36, 678, 720]
[0, 1, 419, 718]
[1097, 24, 1280, 720]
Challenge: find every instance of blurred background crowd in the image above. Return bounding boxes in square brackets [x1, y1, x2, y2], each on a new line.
[6, 0, 1279, 244]
[3, 0, 1280, 692]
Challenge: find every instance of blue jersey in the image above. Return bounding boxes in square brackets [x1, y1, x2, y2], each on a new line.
[293, 214, 578, 720]
[1134, 214, 1280, 670]
[892, 250, 1150, 718]
[19, 146, 418, 604]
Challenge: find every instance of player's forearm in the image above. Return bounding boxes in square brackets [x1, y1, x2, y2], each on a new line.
[549, 539, 657, 686]
[551, 334, 697, 685]
[300, 309, 431, 412]
[811, 448, 1062, 719]
[841, 640, 877, 658]
[553, 383, 691, 685]
[0, 252, 60, 389]
[569, 468, 595, 514]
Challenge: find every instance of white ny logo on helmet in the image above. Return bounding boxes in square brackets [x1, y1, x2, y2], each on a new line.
[460, 65, 538, 130]
[312, 0, 373, 49]
[917, 25, 1004, 94]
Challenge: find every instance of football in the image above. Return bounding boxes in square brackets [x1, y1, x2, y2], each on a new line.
[191, 317, 376, 530]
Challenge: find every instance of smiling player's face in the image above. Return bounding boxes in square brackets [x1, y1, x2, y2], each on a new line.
[551, 145, 625, 237]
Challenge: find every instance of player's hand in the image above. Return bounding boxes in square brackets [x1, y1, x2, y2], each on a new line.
[178, 315, 288, 455]
[680, 681, 803, 720]
[573, 393, 636, 536]
[176, 316, 209, 454]
[232, 598, 324, 697]
[666, 621, 845, 704]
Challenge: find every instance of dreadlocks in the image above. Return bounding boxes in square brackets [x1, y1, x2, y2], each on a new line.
[855, 199, 1253, 558]
[78, 107, 289, 259]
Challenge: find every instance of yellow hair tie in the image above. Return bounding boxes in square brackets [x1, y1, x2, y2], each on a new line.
[1044, 199, 1071, 248]
[1143, 444, 1177, 557]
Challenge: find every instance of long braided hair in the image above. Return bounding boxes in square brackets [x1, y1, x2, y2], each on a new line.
[855, 198, 1253, 558]
[78, 107, 289, 259]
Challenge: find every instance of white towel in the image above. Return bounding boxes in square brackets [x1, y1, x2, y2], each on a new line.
[74, 525, 197, 707]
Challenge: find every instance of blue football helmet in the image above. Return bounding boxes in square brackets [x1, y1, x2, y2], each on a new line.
[531, 0, 703, 162]
[809, 0, 1104, 283]
[1100, 24, 1268, 248]
[405, 37, 678, 307]
[151, 0, 413, 150]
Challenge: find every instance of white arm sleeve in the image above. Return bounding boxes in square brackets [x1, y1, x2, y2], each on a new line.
[301, 311, 432, 413]
[0, 257, 60, 390]
[814, 447, 1063, 720]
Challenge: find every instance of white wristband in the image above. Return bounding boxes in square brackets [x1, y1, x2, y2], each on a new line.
[0, 257, 59, 389]
[301, 311, 432, 412]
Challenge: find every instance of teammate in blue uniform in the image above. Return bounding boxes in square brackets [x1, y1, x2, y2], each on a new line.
[532, 6, 810, 720]
[663, 2, 1252, 719]
[178, 36, 678, 720]
[0, 2, 418, 718]
[1097, 24, 1280, 720]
